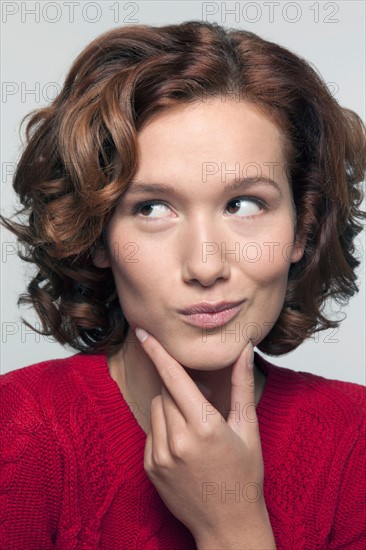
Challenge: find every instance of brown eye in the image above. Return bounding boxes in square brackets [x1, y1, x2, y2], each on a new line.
[140, 204, 154, 216]
[133, 201, 171, 219]
[226, 198, 262, 217]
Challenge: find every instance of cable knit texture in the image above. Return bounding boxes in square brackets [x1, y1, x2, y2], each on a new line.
[1, 352, 365, 549]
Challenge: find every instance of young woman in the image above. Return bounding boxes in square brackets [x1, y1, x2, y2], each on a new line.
[1, 21, 365, 549]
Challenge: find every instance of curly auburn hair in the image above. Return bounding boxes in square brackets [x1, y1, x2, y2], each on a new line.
[1, 20, 365, 356]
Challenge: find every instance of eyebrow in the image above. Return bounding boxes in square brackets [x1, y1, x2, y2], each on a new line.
[123, 176, 283, 197]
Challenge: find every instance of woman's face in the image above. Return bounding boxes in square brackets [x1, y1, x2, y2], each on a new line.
[95, 98, 304, 370]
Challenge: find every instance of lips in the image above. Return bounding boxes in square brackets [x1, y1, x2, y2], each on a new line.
[178, 300, 245, 329]
[179, 300, 244, 315]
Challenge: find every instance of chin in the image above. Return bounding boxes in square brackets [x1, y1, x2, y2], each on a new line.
[164, 338, 246, 371]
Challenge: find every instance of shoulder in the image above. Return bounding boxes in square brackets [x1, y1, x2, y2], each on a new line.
[1, 353, 112, 480]
[0, 353, 109, 425]
[292, 368, 366, 448]
[0, 354, 112, 545]
[1, 352, 107, 387]
[261, 352, 364, 407]
[258, 354, 366, 523]
[257, 352, 365, 445]
[294, 367, 365, 422]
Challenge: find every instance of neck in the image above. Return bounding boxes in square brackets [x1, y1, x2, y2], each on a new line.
[108, 328, 266, 428]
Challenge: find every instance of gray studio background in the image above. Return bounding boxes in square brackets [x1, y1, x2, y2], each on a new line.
[1, 1, 365, 383]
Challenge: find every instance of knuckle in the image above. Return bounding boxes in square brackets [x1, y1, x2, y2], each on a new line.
[143, 457, 154, 475]
[144, 467, 157, 483]
[168, 434, 186, 458]
[152, 450, 172, 469]
[196, 422, 215, 441]
[247, 377, 255, 391]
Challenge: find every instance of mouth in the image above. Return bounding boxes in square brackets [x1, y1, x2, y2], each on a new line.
[179, 300, 244, 314]
[179, 300, 244, 328]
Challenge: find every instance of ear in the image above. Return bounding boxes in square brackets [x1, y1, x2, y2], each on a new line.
[289, 233, 306, 264]
[92, 243, 111, 268]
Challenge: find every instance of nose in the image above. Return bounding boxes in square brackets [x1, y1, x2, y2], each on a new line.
[181, 216, 231, 286]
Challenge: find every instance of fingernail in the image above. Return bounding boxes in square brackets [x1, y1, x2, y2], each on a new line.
[135, 327, 149, 343]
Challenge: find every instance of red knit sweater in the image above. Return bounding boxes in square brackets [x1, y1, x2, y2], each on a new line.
[1, 352, 365, 549]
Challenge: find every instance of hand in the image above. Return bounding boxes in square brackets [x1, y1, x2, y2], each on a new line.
[135, 327, 270, 545]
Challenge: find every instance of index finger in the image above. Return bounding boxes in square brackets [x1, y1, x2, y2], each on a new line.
[134, 327, 220, 426]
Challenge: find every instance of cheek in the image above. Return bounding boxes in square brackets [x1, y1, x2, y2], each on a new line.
[108, 257, 156, 325]
[107, 231, 167, 305]
[241, 241, 292, 340]
[111, 254, 155, 291]
[241, 238, 295, 285]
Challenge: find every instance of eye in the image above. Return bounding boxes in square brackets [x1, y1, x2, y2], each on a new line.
[132, 200, 172, 220]
[131, 196, 265, 221]
[225, 197, 263, 218]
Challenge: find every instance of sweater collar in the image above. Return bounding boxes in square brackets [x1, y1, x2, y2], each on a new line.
[76, 351, 298, 485]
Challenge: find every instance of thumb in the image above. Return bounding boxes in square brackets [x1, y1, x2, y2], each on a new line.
[227, 340, 259, 439]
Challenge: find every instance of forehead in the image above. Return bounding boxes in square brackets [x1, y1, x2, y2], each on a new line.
[135, 99, 286, 181]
